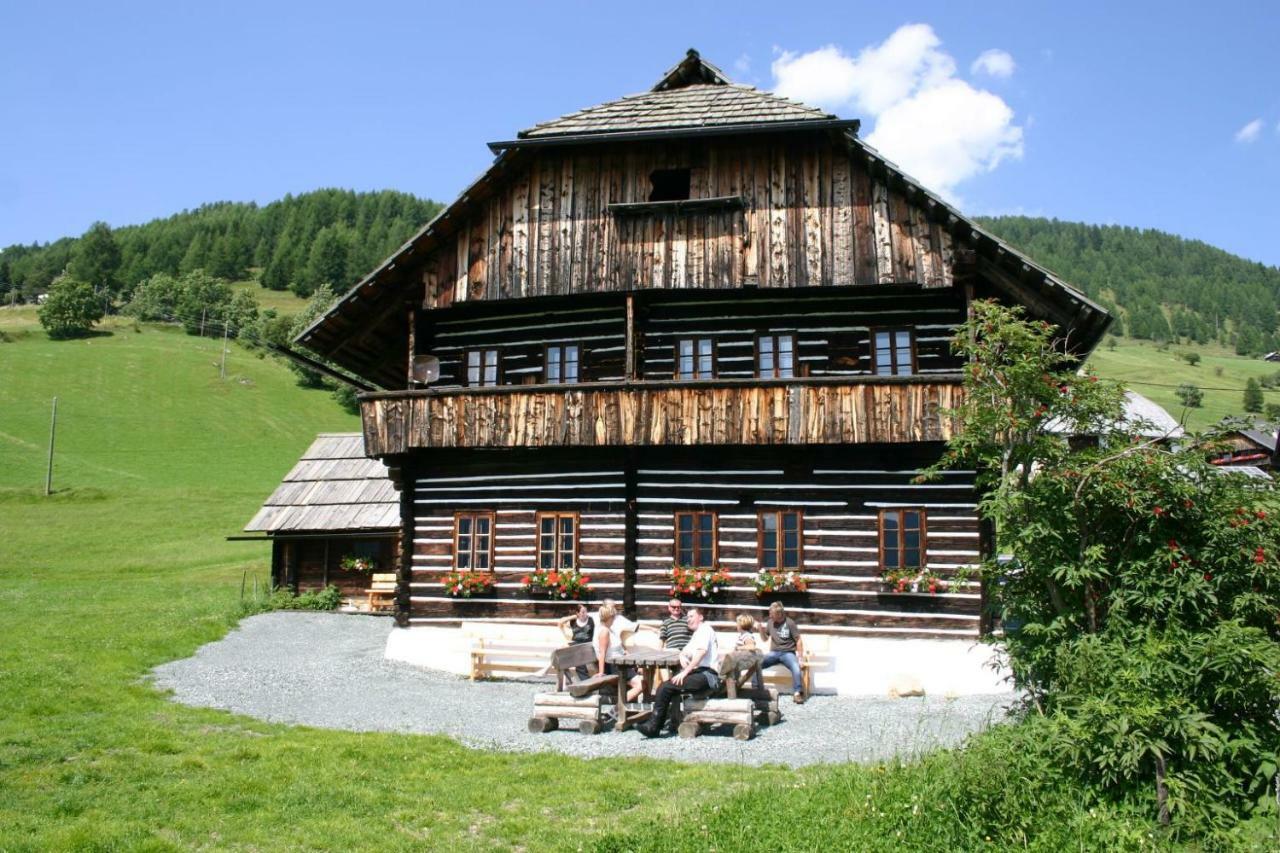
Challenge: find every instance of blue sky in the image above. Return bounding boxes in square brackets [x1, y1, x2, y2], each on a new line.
[3, 1, 1278, 265]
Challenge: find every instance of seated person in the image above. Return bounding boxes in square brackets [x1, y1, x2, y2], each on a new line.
[557, 603, 594, 646]
[594, 602, 643, 702]
[733, 613, 764, 692]
[758, 601, 805, 704]
[658, 597, 693, 650]
[638, 606, 719, 737]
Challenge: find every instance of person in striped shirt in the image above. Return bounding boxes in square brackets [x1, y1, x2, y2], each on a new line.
[658, 598, 693, 650]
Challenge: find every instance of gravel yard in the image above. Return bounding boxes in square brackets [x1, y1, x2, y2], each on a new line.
[151, 612, 1014, 766]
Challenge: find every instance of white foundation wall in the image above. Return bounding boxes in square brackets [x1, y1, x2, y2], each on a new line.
[385, 622, 1013, 696]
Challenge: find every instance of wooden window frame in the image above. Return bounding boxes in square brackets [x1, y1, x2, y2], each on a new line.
[756, 509, 804, 570]
[755, 332, 799, 379]
[674, 337, 716, 380]
[535, 511, 580, 571]
[465, 348, 503, 387]
[543, 343, 583, 385]
[673, 511, 718, 568]
[878, 508, 927, 570]
[452, 511, 496, 571]
[870, 327, 917, 377]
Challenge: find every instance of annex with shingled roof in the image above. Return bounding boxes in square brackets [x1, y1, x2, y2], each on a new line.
[286, 50, 1110, 639]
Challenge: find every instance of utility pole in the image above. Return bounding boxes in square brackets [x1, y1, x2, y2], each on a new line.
[220, 323, 229, 379]
[44, 396, 58, 496]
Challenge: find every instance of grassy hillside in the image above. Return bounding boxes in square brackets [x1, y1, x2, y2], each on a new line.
[1087, 338, 1279, 431]
[3, 311, 1235, 848]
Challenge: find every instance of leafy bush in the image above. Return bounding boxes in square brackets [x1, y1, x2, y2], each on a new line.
[1174, 382, 1203, 408]
[241, 585, 343, 616]
[38, 276, 104, 339]
[933, 301, 1280, 836]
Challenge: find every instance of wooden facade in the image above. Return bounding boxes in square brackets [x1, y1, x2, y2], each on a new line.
[399, 446, 981, 639]
[419, 136, 956, 310]
[282, 51, 1111, 638]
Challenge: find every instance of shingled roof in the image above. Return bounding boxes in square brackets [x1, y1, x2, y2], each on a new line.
[514, 49, 838, 142]
[245, 434, 398, 533]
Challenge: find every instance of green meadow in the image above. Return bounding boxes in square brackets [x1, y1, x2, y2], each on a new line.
[0, 306, 1272, 849]
[1087, 337, 1279, 432]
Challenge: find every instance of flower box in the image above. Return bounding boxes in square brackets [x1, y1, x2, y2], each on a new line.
[520, 569, 593, 600]
[442, 570, 496, 598]
[667, 566, 730, 600]
[753, 569, 809, 597]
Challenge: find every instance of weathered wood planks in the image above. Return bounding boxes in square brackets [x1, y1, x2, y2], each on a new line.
[419, 138, 952, 308]
[362, 381, 962, 456]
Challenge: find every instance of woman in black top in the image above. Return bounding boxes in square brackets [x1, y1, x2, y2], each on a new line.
[558, 603, 594, 645]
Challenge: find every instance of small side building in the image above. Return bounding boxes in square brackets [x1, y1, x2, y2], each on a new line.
[244, 433, 400, 605]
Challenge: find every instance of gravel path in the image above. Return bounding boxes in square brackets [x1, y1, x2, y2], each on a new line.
[150, 612, 1014, 766]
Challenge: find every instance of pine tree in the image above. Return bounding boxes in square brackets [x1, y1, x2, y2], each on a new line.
[68, 222, 122, 301]
[1243, 378, 1264, 413]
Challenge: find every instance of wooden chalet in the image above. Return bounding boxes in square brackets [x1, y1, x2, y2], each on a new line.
[245, 433, 399, 602]
[291, 51, 1111, 640]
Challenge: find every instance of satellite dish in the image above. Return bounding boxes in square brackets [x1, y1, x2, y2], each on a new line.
[412, 355, 440, 385]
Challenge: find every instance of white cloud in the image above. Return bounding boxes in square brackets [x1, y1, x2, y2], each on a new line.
[1236, 119, 1263, 143]
[733, 53, 751, 76]
[771, 25, 1023, 199]
[971, 49, 1015, 78]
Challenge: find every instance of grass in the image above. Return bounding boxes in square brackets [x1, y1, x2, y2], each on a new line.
[229, 272, 312, 316]
[1, 311, 1265, 849]
[1088, 337, 1279, 431]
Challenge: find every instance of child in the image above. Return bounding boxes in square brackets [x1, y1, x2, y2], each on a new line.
[734, 613, 764, 691]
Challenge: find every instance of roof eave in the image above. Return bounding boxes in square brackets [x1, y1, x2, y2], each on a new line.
[490, 118, 861, 153]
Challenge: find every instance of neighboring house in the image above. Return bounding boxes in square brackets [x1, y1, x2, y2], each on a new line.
[1211, 421, 1278, 475]
[288, 51, 1110, 641]
[244, 433, 399, 604]
[1046, 390, 1184, 446]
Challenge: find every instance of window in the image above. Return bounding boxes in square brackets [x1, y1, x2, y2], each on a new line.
[758, 510, 803, 570]
[454, 512, 494, 570]
[872, 329, 915, 376]
[649, 168, 691, 202]
[544, 344, 581, 384]
[880, 509, 926, 570]
[674, 512, 717, 567]
[466, 349, 501, 386]
[676, 338, 715, 379]
[757, 333, 796, 378]
[536, 512, 577, 570]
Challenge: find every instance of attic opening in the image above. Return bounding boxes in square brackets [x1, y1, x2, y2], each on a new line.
[648, 168, 691, 202]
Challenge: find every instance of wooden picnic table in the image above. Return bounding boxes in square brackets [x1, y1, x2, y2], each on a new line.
[609, 647, 682, 732]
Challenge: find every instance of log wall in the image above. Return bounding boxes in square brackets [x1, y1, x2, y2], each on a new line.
[403, 447, 982, 639]
[421, 137, 954, 308]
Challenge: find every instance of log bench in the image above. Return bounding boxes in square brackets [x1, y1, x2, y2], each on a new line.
[675, 698, 755, 740]
[528, 643, 618, 735]
[670, 652, 782, 740]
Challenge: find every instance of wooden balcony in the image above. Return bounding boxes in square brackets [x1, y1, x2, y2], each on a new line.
[360, 377, 963, 457]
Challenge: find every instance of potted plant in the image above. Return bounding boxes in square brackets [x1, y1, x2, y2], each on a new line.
[520, 568, 594, 599]
[753, 568, 809, 596]
[881, 567, 948, 594]
[340, 554, 377, 573]
[667, 565, 731, 600]
[441, 570, 496, 598]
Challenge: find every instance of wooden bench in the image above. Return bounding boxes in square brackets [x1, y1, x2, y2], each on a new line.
[758, 642, 835, 699]
[671, 651, 781, 740]
[469, 637, 560, 680]
[528, 643, 619, 735]
[366, 573, 397, 612]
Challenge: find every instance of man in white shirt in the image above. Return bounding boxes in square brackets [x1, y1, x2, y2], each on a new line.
[637, 606, 719, 738]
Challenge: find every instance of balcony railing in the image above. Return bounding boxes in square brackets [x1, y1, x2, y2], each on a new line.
[360, 376, 962, 457]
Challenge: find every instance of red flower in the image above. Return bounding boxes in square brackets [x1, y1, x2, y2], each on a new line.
[1183, 499, 1194, 509]
[1153, 506, 1165, 517]
[1256, 510, 1267, 519]
[521, 576, 531, 585]
[1255, 548, 1266, 564]
[1168, 539, 1179, 551]
[1170, 559, 1179, 569]
[1203, 573, 1213, 582]
[1089, 375, 1098, 383]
